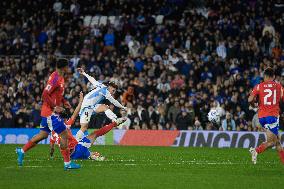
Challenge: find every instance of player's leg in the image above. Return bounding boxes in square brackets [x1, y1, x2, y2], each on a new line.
[270, 117, 284, 164]
[274, 136, 284, 164]
[70, 138, 105, 161]
[256, 130, 275, 154]
[76, 104, 118, 140]
[53, 115, 80, 170]
[76, 108, 93, 141]
[95, 104, 118, 122]
[256, 116, 279, 154]
[249, 131, 274, 164]
[87, 122, 117, 143]
[16, 117, 50, 166]
[58, 130, 71, 165]
[250, 116, 278, 164]
[86, 118, 126, 144]
[24, 130, 49, 151]
[70, 139, 91, 160]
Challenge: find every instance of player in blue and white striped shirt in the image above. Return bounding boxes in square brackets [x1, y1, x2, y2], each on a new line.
[76, 68, 127, 141]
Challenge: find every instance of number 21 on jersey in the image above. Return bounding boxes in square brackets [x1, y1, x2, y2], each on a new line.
[264, 89, 276, 105]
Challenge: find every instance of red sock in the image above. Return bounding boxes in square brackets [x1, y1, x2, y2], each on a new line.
[22, 141, 36, 152]
[278, 150, 284, 164]
[94, 122, 117, 137]
[256, 143, 267, 154]
[60, 149, 70, 163]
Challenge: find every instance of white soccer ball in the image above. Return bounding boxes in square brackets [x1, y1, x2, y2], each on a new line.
[90, 152, 105, 161]
[207, 109, 220, 124]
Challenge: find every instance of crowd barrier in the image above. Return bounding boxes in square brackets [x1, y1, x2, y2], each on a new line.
[1, 128, 283, 148]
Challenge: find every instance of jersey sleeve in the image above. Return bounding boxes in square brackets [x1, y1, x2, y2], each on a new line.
[46, 73, 60, 94]
[82, 72, 103, 88]
[42, 73, 60, 108]
[65, 118, 75, 127]
[104, 90, 125, 109]
[250, 84, 260, 97]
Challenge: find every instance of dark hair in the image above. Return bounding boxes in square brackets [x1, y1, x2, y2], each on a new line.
[59, 109, 71, 119]
[104, 81, 118, 89]
[263, 67, 274, 78]
[56, 58, 69, 69]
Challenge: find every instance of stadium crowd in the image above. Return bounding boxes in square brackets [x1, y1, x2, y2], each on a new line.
[0, 0, 284, 131]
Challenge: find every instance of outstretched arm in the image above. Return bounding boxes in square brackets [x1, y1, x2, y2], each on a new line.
[77, 68, 101, 87]
[105, 91, 126, 109]
[70, 91, 84, 121]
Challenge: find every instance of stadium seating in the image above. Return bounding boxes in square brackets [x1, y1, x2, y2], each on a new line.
[0, 0, 283, 131]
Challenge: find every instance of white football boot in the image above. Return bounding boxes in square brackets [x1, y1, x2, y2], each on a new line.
[249, 147, 258, 164]
[115, 117, 127, 129]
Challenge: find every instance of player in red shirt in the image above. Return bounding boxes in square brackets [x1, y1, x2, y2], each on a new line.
[16, 58, 80, 170]
[49, 92, 126, 160]
[248, 67, 284, 164]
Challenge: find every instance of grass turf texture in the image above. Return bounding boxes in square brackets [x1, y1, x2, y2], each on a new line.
[0, 145, 283, 189]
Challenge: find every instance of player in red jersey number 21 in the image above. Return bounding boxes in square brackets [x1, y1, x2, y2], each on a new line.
[248, 67, 284, 165]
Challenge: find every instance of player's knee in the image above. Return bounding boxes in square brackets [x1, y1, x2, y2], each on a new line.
[39, 133, 48, 140]
[80, 124, 88, 131]
[42, 135, 48, 140]
[60, 138, 68, 149]
[267, 141, 275, 147]
[276, 146, 282, 152]
[60, 143, 67, 149]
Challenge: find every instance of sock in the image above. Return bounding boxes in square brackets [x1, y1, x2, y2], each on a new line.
[105, 109, 117, 122]
[94, 122, 117, 137]
[76, 129, 84, 141]
[60, 148, 71, 164]
[256, 143, 267, 154]
[278, 150, 284, 164]
[22, 141, 36, 153]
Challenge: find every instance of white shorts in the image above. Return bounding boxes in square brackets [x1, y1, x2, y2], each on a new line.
[79, 104, 102, 124]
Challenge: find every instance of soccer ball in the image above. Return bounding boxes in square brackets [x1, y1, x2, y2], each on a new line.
[90, 152, 105, 161]
[207, 109, 220, 124]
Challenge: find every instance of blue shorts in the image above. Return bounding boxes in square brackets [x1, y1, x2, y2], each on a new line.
[259, 116, 279, 135]
[70, 137, 91, 160]
[40, 114, 66, 134]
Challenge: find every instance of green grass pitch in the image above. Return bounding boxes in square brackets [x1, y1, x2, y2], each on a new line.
[0, 145, 283, 189]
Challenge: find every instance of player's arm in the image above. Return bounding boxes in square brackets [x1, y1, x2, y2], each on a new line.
[42, 84, 58, 108]
[70, 91, 84, 121]
[248, 94, 256, 104]
[77, 68, 101, 88]
[248, 84, 259, 106]
[42, 74, 63, 112]
[281, 86, 284, 102]
[105, 91, 127, 109]
[62, 98, 71, 109]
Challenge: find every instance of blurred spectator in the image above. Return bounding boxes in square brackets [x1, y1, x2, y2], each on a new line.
[176, 110, 192, 130]
[122, 86, 135, 104]
[1, 111, 15, 128]
[221, 113, 236, 131]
